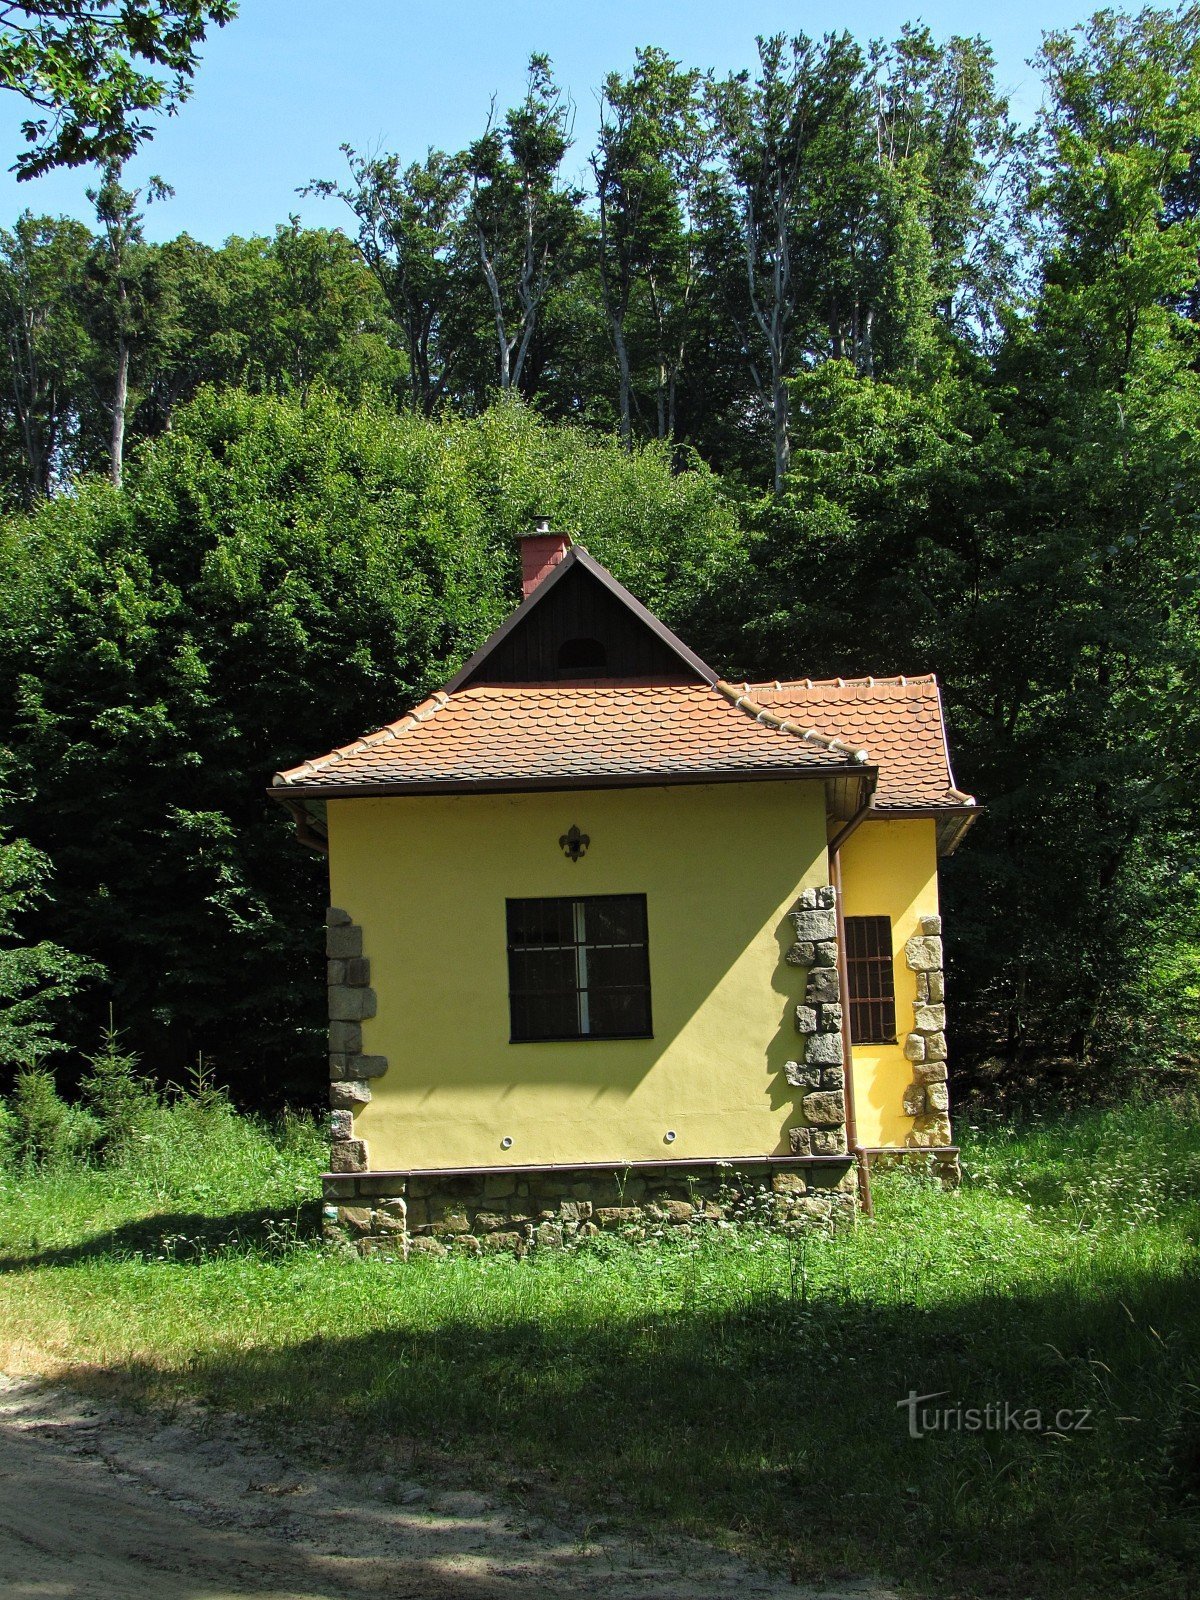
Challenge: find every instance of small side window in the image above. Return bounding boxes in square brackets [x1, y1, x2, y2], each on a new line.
[845, 916, 896, 1044]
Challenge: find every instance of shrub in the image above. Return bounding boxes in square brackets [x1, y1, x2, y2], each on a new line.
[6, 1066, 99, 1166]
[79, 1025, 156, 1157]
[0, 807, 100, 1075]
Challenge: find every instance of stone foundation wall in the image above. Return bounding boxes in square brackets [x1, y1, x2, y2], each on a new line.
[867, 1147, 961, 1186]
[901, 914, 953, 1148]
[322, 1159, 858, 1258]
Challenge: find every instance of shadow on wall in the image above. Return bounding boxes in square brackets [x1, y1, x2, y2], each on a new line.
[380, 797, 827, 1116]
[400, 894, 818, 1161]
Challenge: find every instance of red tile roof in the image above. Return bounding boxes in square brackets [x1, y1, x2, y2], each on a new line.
[274, 673, 972, 811]
[732, 675, 971, 810]
[275, 681, 864, 792]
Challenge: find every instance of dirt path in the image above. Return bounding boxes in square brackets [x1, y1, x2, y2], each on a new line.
[0, 1375, 895, 1600]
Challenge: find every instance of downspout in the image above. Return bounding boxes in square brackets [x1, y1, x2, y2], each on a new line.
[829, 796, 875, 1219]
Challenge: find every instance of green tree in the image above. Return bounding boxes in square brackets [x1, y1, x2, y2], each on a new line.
[0, 211, 93, 504]
[592, 49, 706, 446]
[3, 1065, 98, 1162]
[142, 222, 404, 429]
[0, 795, 98, 1072]
[308, 147, 469, 415]
[872, 153, 941, 378]
[79, 1022, 154, 1154]
[465, 54, 579, 396]
[84, 160, 172, 485]
[0, 389, 742, 1100]
[867, 27, 1022, 360]
[703, 27, 1018, 484]
[0, 1, 235, 179]
[966, 3, 1200, 1075]
[743, 5, 1200, 1090]
[743, 359, 992, 678]
[261, 219, 405, 399]
[0, 215, 404, 491]
[712, 32, 868, 493]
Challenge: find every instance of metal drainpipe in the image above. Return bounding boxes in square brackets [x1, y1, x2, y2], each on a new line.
[830, 824, 875, 1220]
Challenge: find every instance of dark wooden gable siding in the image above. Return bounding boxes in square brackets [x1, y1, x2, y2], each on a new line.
[461, 563, 702, 685]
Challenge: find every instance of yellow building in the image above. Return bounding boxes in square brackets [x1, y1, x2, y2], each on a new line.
[274, 530, 977, 1254]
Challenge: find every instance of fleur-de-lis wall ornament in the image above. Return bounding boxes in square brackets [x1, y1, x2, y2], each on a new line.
[559, 824, 590, 862]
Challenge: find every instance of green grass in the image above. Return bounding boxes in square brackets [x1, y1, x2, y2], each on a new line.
[1, 1093, 1198, 1599]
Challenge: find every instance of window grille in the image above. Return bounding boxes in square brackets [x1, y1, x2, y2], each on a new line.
[506, 894, 651, 1041]
[845, 915, 896, 1044]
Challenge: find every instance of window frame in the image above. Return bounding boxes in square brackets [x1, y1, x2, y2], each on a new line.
[844, 915, 898, 1045]
[505, 893, 653, 1043]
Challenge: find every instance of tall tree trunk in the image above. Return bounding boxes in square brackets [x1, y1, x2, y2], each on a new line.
[769, 347, 789, 494]
[612, 313, 632, 449]
[745, 186, 792, 496]
[110, 334, 128, 488]
[477, 238, 512, 390]
[511, 263, 540, 394]
[511, 186, 540, 394]
[595, 187, 633, 449]
[9, 310, 50, 503]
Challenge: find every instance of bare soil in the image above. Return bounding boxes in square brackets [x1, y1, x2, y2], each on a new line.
[0, 1374, 896, 1600]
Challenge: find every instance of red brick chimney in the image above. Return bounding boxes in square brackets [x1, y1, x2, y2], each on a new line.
[518, 518, 571, 599]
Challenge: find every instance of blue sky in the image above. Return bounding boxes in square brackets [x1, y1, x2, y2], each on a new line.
[0, 0, 1107, 244]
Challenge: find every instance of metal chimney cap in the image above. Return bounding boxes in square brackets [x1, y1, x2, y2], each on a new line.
[518, 518, 569, 544]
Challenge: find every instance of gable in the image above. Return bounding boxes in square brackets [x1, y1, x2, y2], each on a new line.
[451, 551, 713, 688]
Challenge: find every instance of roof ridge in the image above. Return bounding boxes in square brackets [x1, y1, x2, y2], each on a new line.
[457, 678, 700, 694]
[714, 680, 871, 764]
[274, 691, 450, 786]
[751, 673, 938, 690]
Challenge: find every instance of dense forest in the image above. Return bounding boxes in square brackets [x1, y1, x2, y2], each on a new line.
[0, 6, 1196, 1109]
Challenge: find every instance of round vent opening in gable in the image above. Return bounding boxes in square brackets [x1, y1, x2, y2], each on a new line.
[557, 637, 608, 677]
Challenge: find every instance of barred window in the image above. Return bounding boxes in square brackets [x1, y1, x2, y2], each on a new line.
[845, 916, 896, 1044]
[506, 895, 651, 1042]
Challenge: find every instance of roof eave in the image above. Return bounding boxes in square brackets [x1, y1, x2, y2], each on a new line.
[273, 793, 329, 854]
[859, 800, 982, 857]
[269, 761, 875, 804]
[937, 805, 981, 856]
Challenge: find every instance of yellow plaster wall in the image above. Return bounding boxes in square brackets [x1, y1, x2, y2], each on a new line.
[326, 781, 830, 1170]
[839, 817, 940, 1148]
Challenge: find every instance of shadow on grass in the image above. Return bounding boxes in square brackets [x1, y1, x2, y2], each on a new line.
[0, 1202, 325, 1269]
[76, 1252, 1200, 1600]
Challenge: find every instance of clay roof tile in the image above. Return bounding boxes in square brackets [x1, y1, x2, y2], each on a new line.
[274, 680, 869, 794]
[274, 664, 971, 812]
